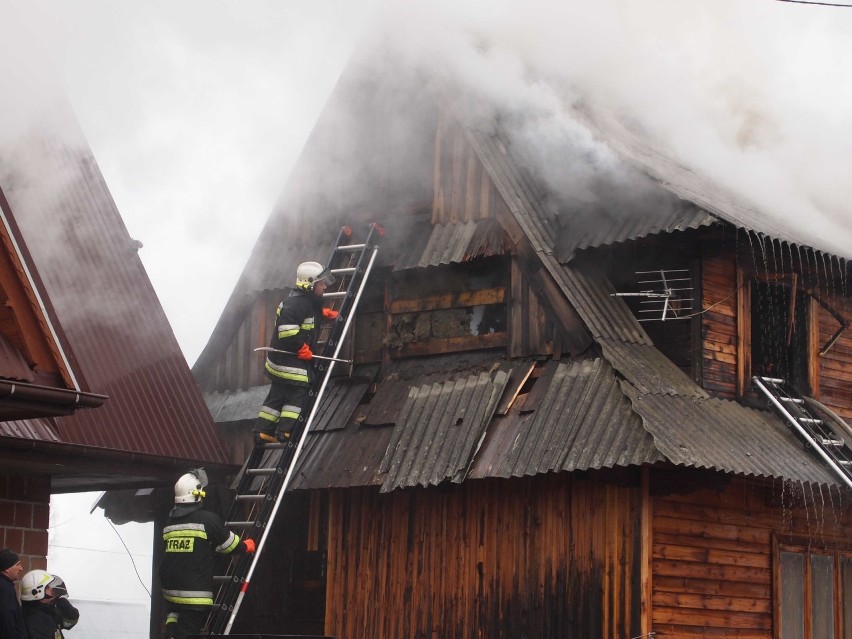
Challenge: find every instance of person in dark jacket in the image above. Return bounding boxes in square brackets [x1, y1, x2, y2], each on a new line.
[252, 261, 337, 444]
[20, 570, 78, 639]
[159, 469, 255, 639]
[0, 549, 25, 639]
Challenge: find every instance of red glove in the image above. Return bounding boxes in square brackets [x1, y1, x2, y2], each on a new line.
[297, 344, 313, 360]
[322, 308, 339, 320]
[243, 539, 256, 553]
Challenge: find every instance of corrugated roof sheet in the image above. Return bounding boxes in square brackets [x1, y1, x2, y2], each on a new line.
[378, 364, 512, 492]
[0, 417, 61, 441]
[621, 383, 838, 487]
[205, 386, 268, 423]
[573, 107, 852, 261]
[0, 108, 228, 467]
[599, 340, 708, 398]
[476, 358, 662, 478]
[394, 219, 511, 270]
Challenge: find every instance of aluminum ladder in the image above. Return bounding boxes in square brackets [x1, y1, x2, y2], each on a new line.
[753, 375, 852, 490]
[204, 222, 383, 635]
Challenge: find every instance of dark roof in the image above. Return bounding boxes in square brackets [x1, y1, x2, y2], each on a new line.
[0, 106, 230, 486]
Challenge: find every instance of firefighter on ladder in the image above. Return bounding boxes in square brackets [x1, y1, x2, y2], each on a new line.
[159, 469, 256, 639]
[253, 261, 338, 445]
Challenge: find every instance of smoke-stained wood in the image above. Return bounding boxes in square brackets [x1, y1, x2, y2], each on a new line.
[323, 473, 643, 639]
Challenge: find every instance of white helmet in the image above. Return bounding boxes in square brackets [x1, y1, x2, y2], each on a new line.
[174, 469, 208, 505]
[295, 262, 334, 291]
[21, 570, 55, 601]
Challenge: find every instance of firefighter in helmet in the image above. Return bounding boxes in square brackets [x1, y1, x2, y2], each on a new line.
[159, 469, 255, 639]
[20, 570, 79, 639]
[252, 261, 338, 444]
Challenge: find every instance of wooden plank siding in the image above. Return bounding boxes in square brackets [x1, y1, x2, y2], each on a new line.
[650, 470, 852, 637]
[324, 473, 643, 639]
[198, 289, 284, 392]
[702, 253, 739, 399]
[701, 245, 852, 412]
[817, 295, 852, 421]
[432, 111, 500, 225]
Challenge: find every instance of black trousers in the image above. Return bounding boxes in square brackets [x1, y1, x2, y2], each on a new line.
[164, 607, 208, 639]
[253, 382, 310, 438]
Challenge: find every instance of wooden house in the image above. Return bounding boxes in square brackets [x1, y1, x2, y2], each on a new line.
[193, 48, 852, 638]
[0, 105, 232, 635]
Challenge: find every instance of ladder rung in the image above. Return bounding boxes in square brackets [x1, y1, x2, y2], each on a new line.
[246, 468, 277, 476]
[780, 397, 804, 404]
[838, 460, 852, 466]
[224, 521, 256, 527]
[799, 418, 823, 424]
[235, 494, 267, 502]
[213, 576, 231, 583]
[336, 243, 366, 251]
[257, 442, 288, 450]
[760, 377, 785, 384]
[322, 291, 348, 299]
[330, 267, 356, 275]
[820, 438, 844, 447]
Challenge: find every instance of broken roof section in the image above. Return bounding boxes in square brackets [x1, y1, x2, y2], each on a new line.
[0, 103, 230, 487]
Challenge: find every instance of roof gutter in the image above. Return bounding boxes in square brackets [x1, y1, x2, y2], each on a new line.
[0, 379, 107, 409]
[0, 435, 237, 477]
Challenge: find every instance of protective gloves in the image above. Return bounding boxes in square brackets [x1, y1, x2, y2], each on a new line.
[297, 344, 313, 360]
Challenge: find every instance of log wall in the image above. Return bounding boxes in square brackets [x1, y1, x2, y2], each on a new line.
[651, 469, 852, 637]
[701, 245, 852, 415]
[324, 473, 643, 639]
[701, 253, 739, 399]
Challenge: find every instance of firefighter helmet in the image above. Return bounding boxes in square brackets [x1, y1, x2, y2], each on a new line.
[174, 468, 208, 505]
[295, 262, 335, 291]
[21, 570, 55, 601]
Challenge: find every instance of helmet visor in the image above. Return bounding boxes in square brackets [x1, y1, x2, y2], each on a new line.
[316, 267, 335, 286]
[189, 468, 208, 488]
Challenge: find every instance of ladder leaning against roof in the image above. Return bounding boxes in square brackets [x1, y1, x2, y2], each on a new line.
[753, 375, 852, 491]
[204, 222, 384, 635]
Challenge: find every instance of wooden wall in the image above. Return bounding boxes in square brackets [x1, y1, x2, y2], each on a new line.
[817, 294, 852, 421]
[198, 289, 286, 393]
[701, 244, 852, 416]
[323, 473, 643, 639]
[650, 469, 852, 637]
[432, 111, 505, 225]
[701, 252, 739, 399]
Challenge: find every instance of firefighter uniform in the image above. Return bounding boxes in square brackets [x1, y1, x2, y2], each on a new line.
[253, 288, 325, 441]
[160, 507, 251, 639]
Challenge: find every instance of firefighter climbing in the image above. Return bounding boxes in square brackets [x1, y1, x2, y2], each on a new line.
[252, 261, 339, 445]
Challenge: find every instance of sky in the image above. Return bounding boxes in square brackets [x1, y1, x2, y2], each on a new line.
[2, 0, 852, 619]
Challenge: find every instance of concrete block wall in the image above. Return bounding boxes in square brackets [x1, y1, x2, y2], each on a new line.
[0, 472, 50, 572]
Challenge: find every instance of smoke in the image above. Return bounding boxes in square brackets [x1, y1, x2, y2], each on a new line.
[366, 0, 852, 256]
[3, 0, 851, 363]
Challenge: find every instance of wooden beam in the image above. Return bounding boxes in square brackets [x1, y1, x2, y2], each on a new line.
[736, 267, 751, 399]
[390, 287, 505, 314]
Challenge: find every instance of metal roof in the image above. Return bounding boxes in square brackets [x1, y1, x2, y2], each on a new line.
[394, 218, 511, 271]
[473, 358, 662, 479]
[598, 340, 708, 398]
[0, 108, 229, 469]
[572, 106, 852, 261]
[379, 363, 512, 492]
[621, 384, 838, 487]
[0, 417, 61, 441]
